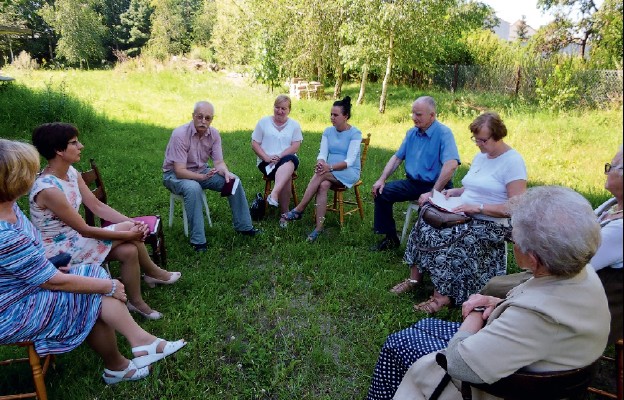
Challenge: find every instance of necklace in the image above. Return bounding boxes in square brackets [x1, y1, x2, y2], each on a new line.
[44, 166, 69, 180]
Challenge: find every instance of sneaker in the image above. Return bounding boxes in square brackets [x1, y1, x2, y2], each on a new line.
[193, 242, 208, 252]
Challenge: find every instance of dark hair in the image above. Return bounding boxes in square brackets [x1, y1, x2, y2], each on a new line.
[332, 96, 352, 119]
[32, 123, 80, 160]
[469, 112, 507, 141]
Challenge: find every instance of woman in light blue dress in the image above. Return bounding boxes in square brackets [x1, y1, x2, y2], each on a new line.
[283, 96, 362, 241]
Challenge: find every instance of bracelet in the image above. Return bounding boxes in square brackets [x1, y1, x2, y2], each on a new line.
[105, 280, 116, 297]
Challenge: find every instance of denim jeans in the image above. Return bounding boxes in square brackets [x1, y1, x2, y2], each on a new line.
[163, 167, 253, 245]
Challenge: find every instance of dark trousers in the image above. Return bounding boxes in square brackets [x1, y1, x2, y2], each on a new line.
[373, 178, 449, 236]
[597, 267, 623, 345]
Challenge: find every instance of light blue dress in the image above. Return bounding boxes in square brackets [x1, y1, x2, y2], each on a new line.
[321, 126, 362, 188]
[0, 204, 105, 356]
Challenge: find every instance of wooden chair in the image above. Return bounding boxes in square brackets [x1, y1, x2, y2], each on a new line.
[0, 342, 52, 400]
[436, 352, 597, 400]
[263, 172, 299, 212]
[80, 159, 167, 266]
[587, 338, 623, 400]
[326, 133, 371, 226]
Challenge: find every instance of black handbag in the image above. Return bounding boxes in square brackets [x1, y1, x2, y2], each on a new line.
[249, 192, 266, 221]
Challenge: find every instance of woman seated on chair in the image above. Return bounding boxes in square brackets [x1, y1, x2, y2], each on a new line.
[0, 139, 186, 385]
[29, 122, 180, 320]
[282, 96, 362, 241]
[367, 186, 610, 400]
[391, 112, 527, 315]
[251, 94, 303, 227]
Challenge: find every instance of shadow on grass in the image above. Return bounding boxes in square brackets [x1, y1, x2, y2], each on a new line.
[0, 82, 613, 399]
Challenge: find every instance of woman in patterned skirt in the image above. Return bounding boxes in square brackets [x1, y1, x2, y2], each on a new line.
[282, 96, 362, 241]
[0, 139, 186, 385]
[391, 112, 527, 313]
[30, 122, 181, 320]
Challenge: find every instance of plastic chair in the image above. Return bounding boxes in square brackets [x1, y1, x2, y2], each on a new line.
[263, 172, 299, 212]
[400, 201, 420, 243]
[587, 338, 623, 400]
[325, 133, 371, 226]
[168, 192, 212, 236]
[0, 342, 53, 400]
[81, 159, 167, 266]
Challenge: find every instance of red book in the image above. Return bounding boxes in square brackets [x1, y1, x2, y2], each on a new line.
[220, 177, 240, 197]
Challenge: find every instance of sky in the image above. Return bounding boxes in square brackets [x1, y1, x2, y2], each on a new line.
[480, 0, 604, 29]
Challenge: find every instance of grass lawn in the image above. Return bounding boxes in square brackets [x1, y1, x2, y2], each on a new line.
[0, 68, 622, 399]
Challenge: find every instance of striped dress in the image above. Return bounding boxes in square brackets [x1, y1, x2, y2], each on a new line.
[0, 204, 105, 356]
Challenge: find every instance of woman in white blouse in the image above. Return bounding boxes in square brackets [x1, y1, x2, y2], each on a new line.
[252, 95, 303, 227]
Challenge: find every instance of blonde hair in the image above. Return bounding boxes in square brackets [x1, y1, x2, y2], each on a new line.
[0, 139, 40, 202]
[274, 94, 291, 109]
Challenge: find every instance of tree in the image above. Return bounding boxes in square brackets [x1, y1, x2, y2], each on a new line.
[39, 0, 108, 66]
[145, 0, 202, 59]
[0, 0, 57, 62]
[516, 15, 529, 42]
[118, 0, 154, 57]
[537, 0, 600, 57]
[589, 0, 623, 68]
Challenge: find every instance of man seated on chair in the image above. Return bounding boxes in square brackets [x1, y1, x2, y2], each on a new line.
[370, 96, 460, 251]
[163, 101, 260, 252]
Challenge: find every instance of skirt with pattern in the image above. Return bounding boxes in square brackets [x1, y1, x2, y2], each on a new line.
[404, 216, 511, 304]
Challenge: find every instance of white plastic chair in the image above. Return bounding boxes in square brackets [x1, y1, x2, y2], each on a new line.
[400, 201, 420, 243]
[168, 192, 212, 236]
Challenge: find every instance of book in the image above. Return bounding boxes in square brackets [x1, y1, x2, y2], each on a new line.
[220, 177, 240, 197]
[430, 189, 464, 213]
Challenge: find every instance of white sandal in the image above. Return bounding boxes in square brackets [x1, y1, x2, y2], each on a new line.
[102, 360, 150, 385]
[132, 338, 187, 369]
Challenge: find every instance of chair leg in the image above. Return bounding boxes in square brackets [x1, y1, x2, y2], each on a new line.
[181, 200, 189, 236]
[27, 344, 48, 400]
[337, 191, 345, 227]
[202, 193, 212, 227]
[617, 339, 623, 400]
[264, 179, 272, 213]
[168, 194, 175, 228]
[291, 180, 298, 206]
[401, 205, 416, 244]
[354, 186, 364, 220]
[156, 222, 167, 266]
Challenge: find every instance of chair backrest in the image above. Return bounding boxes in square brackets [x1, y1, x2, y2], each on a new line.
[360, 133, 371, 172]
[80, 158, 107, 227]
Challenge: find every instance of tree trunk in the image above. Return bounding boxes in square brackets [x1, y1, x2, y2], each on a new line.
[357, 63, 369, 105]
[379, 32, 394, 114]
[333, 63, 343, 99]
[8, 37, 14, 63]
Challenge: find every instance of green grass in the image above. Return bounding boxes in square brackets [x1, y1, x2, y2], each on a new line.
[0, 69, 621, 399]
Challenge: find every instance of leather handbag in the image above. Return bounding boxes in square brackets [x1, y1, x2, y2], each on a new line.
[249, 192, 266, 221]
[420, 203, 471, 229]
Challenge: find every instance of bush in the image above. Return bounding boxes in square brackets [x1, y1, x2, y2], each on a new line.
[535, 63, 581, 111]
[11, 51, 39, 70]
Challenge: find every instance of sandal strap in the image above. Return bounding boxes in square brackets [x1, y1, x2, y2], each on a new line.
[391, 279, 419, 294]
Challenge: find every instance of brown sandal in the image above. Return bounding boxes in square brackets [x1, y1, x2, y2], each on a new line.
[413, 297, 448, 314]
[390, 279, 419, 294]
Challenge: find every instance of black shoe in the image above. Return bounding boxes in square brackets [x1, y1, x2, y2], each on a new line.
[193, 242, 208, 252]
[371, 236, 400, 251]
[237, 227, 262, 237]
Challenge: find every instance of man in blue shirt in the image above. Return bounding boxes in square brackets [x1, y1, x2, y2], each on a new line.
[371, 96, 460, 251]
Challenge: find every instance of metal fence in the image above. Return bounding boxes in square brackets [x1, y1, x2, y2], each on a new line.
[433, 64, 623, 107]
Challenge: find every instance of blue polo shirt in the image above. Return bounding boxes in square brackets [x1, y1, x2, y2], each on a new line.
[395, 119, 460, 183]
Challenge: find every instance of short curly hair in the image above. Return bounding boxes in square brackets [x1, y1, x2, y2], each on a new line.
[469, 112, 507, 141]
[32, 122, 79, 160]
[0, 139, 40, 201]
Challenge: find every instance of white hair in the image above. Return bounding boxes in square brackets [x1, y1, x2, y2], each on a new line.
[510, 186, 601, 277]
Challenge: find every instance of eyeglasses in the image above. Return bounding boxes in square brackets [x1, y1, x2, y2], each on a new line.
[67, 139, 81, 146]
[470, 136, 491, 145]
[605, 163, 623, 174]
[194, 114, 214, 122]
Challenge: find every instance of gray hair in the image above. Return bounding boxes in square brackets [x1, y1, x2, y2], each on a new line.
[510, 186, 600, 277]
[413, 96, 436, 114]
[193, 101, 213, 114]
[615, 146, 623, 175]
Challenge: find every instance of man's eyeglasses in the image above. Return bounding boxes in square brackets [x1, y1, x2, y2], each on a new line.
[67, 139, 81, 146]
[194, 114, 214, 122]
[470, 136, 491, 145]
[605, 163, 623, 174]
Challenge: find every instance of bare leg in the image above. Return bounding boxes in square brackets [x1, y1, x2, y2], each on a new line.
[107, 243, 155, 315]
[293, 172, 335, 213]
[314, 180, 332, 231]
[410, 265, 422, 281]
[132, 241, 172, 281]
[272, 161, 295, 214]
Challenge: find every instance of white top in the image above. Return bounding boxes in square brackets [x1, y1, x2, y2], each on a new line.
[251, 116, 303, 165]
[460, 149, 527, 205]
[591, 198, 623, 271]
